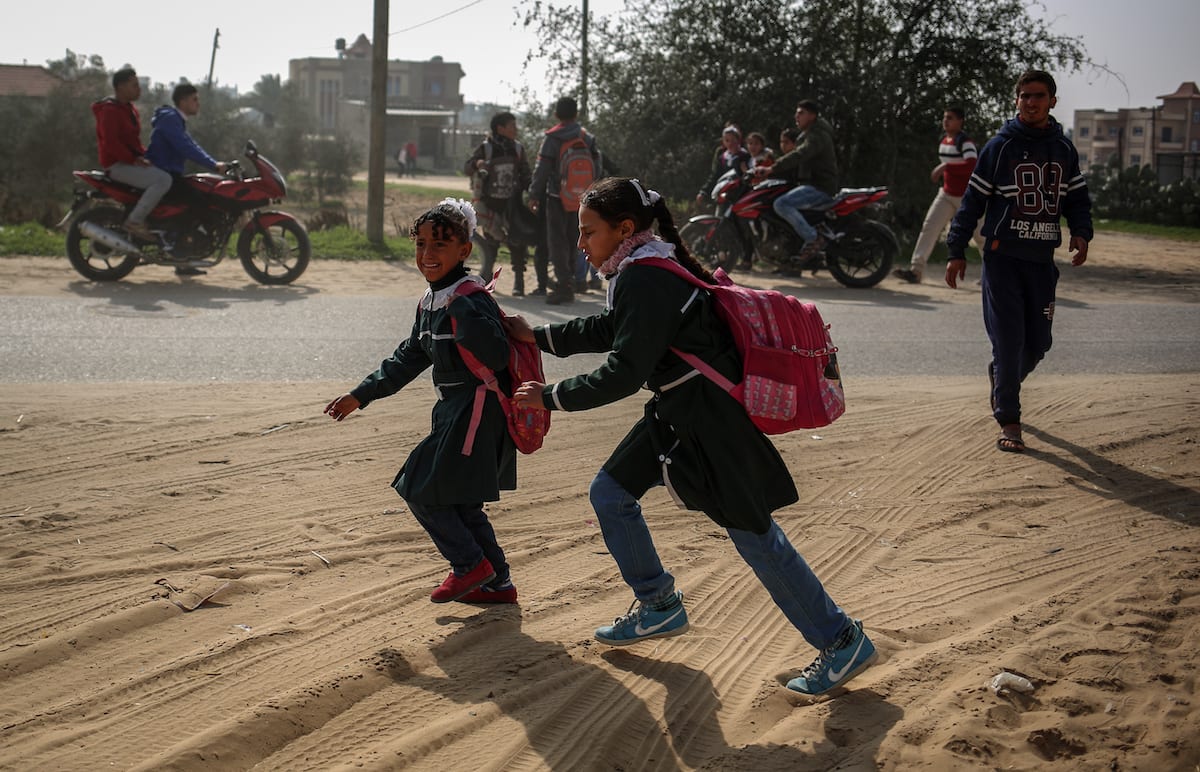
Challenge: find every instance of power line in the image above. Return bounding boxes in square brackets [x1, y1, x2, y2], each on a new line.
[390, 0, 485, 36]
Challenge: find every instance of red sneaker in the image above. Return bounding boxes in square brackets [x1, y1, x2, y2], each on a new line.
[459, 583, 518, 604]
[430, 558, 496, 603]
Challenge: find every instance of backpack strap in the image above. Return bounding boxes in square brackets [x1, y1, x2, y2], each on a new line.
[450, 277, 507, 455]
[629, 257, 741, 392]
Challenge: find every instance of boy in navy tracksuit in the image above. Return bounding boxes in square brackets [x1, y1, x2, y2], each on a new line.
[946, 70, 1092, 453]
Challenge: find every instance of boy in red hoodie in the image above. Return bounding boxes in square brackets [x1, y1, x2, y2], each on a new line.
[91, 67, 171, 241]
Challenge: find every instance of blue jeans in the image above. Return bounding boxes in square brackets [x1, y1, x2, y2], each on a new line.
[589, 469, 849, 650]
[405, 499, 510, 582]
[773, 185, 833, 245]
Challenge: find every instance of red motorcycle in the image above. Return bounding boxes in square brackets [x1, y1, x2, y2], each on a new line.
[63, 140, 310, 284]
[681, 169, 898, 288]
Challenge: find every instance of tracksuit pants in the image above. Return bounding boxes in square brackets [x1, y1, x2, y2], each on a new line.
[981, 254, 1059, 426]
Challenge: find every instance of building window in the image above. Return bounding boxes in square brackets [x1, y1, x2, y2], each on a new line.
[1108, 126, 1119, 137]
[1193, 109, 1200, 124]
[1192, 139, 1200, 152]
[1163, 127, 1173, 142]
[1079, 126, 1089, 137]
[1132, 125, 1143, 137]
[319, 78, 340, 131]
[1130, 154, 1141, 165]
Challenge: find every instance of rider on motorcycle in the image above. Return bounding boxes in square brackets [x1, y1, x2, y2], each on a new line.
[755, 100, 839, 260]
[145, 83, 228, 275]
[146, 83, 228, 178]
[697, 125, 752, 207]
[91, 67, 172, 243]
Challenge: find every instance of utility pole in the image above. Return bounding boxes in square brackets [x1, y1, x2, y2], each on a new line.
[366, 0, 388, 245]
[580, 0, 589, 121]
[206, 28, 220, 91]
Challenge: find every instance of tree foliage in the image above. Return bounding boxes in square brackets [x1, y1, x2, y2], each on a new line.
[0, 51, 108, 224]
[1089, 159, 1200, 227]
[520, 0, 1088, 236]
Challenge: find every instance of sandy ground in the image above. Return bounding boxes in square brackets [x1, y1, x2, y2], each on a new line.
[1, 232, 1199, 771]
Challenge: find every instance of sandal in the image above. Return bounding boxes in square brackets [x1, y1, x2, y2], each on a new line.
[997, 425, 1025, 453]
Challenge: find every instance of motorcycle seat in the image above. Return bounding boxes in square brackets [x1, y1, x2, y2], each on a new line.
[834, 186, 887, 199]
[78, 170, 145, 196]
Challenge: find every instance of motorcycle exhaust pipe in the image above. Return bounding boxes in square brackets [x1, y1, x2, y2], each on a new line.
[77, 221, 142, 254]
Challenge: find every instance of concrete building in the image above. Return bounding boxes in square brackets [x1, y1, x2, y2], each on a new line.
[1073, 81, 1200, 184]
[288, 34, 464, 171]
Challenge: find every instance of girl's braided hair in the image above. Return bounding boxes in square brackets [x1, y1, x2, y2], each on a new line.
[409, 200, 473, 243]
[580, 177, 714, 283]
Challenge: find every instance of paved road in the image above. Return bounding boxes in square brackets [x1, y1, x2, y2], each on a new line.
[2, 280, 1197, 384]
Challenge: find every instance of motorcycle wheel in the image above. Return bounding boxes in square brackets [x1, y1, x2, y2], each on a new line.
[65, 206, 140, 281]
[825, 220, 898, 288]
[237, 218, 311, 285]
[679, 219, 742, 272]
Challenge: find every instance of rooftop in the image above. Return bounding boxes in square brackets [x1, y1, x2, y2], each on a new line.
[0, 64, 63, 98]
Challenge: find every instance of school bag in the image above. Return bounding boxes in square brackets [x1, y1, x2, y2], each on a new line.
[638, 257, 845, 433]
[471, 138, 523, 201]
[556, 130, 596, 212]
[450, 277, 551, 454]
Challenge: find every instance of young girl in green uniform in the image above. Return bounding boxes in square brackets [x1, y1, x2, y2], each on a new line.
[325, 199, 517, 605]
[508, 177, 875, 698]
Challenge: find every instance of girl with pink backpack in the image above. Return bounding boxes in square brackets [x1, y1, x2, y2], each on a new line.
[506, 177, 876, 699]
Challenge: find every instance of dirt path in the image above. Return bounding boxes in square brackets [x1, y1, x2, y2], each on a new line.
[0, 233, 1198, 770]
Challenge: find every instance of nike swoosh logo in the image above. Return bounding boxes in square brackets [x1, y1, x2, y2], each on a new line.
[634, 607, 684, 637]
[827, 635, 866, 683]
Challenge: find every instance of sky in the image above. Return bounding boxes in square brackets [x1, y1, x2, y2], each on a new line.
[3, 0, 1197, 129]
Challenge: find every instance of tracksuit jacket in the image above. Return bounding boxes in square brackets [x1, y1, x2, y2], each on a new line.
[947, 116, 1092, 262]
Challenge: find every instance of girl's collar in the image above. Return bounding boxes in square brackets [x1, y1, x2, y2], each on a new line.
[420, 273, 484, 311]
[599, 230, 662, 278]
[603, 238, 676, 309]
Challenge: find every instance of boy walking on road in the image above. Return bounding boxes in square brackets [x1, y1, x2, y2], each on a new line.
[945, 70, 1092, 454]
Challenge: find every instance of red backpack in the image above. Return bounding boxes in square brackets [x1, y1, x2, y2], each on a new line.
[450, 277, 551, 454]
[556, 130, 596, 212]
[638, 258, 845, 433]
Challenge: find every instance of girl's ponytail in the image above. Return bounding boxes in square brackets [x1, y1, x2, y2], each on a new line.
[652, 197, 714, 284]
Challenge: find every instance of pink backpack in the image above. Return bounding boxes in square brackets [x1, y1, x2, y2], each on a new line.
[451, 278, 551, 454]
[638, 257, 845, 433]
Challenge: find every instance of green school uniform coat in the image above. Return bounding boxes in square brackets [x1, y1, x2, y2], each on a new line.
[535, 245, 797, 533]
[351, 274, 517, 505]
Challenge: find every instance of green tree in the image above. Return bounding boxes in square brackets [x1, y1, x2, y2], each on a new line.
[0, 50, 109, 224]
[305, 133, 361, 204]
[520, 0, 1087, 237]
[243, 76, 314, 175]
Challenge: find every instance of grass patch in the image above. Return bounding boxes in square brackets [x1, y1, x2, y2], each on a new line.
[0, 222, 65, 256]
[348, 179, 468, 200]
[308, 226, 413, 261]
[1093, 219, 1200, 241]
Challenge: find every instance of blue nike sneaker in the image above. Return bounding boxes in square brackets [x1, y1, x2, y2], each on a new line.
[594, 591, 690, 646]
[786, 619, 877, 697]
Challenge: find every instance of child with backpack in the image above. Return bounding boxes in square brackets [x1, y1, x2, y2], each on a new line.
[506, 177, 876, 699]
[464, 111, 541, 296]
[324, 198, 523, 605]
[529, 96, 601, 306]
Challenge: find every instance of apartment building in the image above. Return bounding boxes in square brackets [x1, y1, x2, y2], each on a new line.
[289, 34, 464, 170]
[1073, 81, 1200, 184]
